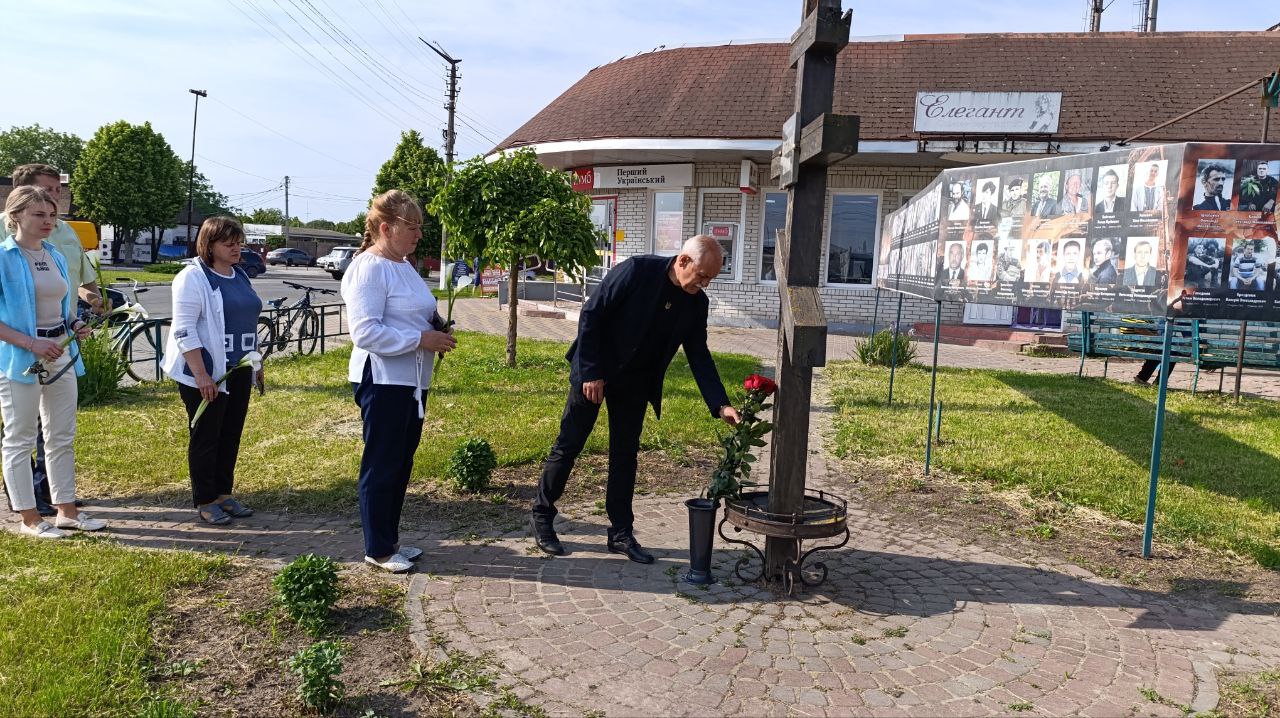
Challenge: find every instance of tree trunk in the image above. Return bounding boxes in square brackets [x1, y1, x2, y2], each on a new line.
[110, 226, 124, 264]
[506, 254, 519, 368]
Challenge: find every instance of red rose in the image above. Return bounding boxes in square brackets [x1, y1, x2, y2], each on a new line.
[743, 374, 777, 395]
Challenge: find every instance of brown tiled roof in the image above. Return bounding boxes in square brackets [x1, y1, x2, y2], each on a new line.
[498, 32, 1280, 149]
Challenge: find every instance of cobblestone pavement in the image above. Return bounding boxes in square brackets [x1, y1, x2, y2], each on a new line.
[451, 298, 1280, 400]
[398, 378, 1280, 717]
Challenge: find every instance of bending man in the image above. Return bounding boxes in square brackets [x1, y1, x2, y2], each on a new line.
[532, 236, 741, 563]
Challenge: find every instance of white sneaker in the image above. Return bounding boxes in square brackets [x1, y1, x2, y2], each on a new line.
[365, 553, 413, 573]
[54, 513, 108, 532]
[398, 546, 424, 561]
[19, 521, 66, 539]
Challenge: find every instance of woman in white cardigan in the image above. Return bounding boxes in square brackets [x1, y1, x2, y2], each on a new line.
[343, 190, 456, 572]
[161, 217, 263, 525]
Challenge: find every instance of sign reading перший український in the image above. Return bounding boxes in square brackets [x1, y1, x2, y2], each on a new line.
[591, 164, 694, 190]
[914, 92, 1062, 134]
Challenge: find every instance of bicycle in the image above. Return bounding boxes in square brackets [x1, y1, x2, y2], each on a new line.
[96, 280, 172, 382]
[257, 280, 338, 358]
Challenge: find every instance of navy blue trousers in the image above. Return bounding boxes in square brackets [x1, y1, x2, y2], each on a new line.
[352, 363, 424, 559]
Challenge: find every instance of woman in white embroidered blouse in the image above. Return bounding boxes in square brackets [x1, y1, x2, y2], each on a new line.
[341, 190, 456, 573]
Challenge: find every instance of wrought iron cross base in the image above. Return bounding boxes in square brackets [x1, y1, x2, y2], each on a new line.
[717, 517, 850, 596]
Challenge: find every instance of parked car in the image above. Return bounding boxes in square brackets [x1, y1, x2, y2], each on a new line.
[156, 243, 188, 261]
[267, 248, 316, 267]
[319, 245, 358, 279]
[178, 249, 265, 278]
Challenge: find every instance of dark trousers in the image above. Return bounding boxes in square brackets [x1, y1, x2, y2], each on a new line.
[533, 381, 648, 536]
[178, 370, 253, 507]
[352, 363, 424, 559]
[32, 425, 51, 508]
[1137, 360, 1176, 383]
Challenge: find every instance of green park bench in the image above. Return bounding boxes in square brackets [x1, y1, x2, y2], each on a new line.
[1066, 313, 1280, 392]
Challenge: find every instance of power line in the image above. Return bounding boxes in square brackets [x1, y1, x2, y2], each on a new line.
[228, 0, 414, 130]
[207, 95, 374, 175]
[197, 154, 278, 182]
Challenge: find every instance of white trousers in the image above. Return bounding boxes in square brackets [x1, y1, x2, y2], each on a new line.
[0, 353, 78, 512]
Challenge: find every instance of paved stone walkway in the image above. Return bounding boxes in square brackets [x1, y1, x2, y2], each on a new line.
[398, 378, 1280, 717]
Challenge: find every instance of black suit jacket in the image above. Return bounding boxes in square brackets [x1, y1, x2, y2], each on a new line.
[567, 255, 729, 419]
[1194, 195, 1231, 211]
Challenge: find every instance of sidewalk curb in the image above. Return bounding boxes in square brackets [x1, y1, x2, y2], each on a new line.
[108, 281, 170, 287]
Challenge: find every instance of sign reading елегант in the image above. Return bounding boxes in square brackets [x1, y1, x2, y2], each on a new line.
[914, 92, 1063, 134]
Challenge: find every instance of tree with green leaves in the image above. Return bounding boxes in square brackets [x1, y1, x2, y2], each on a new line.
[334, 211, 367, 238]
[180, 161, 236, 217]
[237, 207, 296, 226]
[431, 148, 600, 367]
[303, 218, 336, 230]
[373, 130, 444, 260]
[0, 124, 84, 176]
[72, 121, 184, 261]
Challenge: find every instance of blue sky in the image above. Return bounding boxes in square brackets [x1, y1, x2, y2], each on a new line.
[7, 1, 1275, 223]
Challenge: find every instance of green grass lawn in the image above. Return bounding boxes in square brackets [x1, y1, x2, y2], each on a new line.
[828, 363, 1280, 567]
[76, 332, 757, 513]
[0, 533, 221, 716]
[102, 270, 178, 285]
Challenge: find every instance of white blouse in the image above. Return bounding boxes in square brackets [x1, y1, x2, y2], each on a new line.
[341, 252, 437, 393]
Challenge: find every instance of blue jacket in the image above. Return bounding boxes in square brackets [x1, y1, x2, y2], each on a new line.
[0, 236, 85, 382]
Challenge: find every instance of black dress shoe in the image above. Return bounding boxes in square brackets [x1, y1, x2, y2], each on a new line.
[607, 532, 655, 564]
[530, 515, 566, 556]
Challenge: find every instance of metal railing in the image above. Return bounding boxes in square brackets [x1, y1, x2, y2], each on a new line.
[119, 301, 351, 383]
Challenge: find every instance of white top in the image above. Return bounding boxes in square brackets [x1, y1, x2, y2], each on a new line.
[161, 259, 231, 393]
[341, 251, 436, 391]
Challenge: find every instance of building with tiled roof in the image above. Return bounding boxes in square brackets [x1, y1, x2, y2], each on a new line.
[499, 32, 1280, 331]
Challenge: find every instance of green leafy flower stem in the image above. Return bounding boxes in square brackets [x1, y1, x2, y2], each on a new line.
[22, 303, 141, 381]
[705, 374, 777, 503]
[188, 351, 263, 429]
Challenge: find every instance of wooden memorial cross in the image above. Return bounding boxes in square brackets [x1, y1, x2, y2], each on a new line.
[765, 0, 859, 580]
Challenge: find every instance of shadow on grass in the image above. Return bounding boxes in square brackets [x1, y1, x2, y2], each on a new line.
[996, 372, 1280, 514]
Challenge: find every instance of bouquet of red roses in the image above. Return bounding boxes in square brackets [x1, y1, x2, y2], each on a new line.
[705, 373, 776, 502]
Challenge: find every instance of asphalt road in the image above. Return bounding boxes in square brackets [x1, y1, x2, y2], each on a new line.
[113, 265, 345, 319]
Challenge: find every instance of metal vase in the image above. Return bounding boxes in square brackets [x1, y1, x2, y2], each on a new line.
[684, 498, 718, 584]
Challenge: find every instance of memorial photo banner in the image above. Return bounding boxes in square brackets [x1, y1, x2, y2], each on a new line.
[876, 143, 1280, 321]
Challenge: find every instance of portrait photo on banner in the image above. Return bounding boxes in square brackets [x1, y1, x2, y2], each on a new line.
[996, 235, 1024, 283]
[946, 179, 972, 222]
[1122, 237, 1163, 288]
[1058, 168, 1094, 216]
[1237, 159, 1280, 214]
[1184, 237, 1225, 290]
[1023, 238, 1056, 283]
[1001, 175, 1030, 220]
[971, 177, 1002, 226]
[1227, 237, 1275, 291]
[1029, 170, 1062, 219]
[1093, 164, 1129, 216]
[1130, 160, 1168, 212]
[1193, 159, 1236, 211]
[940, 239, 967, 286]
[1088, 237, 1123, 286]
[968, 234, 995, 282]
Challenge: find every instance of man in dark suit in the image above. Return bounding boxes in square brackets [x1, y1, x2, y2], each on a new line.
[1193, 163, 1232, 211]
[531, 236, 740, 563]
[1122, 240, 1161, 287]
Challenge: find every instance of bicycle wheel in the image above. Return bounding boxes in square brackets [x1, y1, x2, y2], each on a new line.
[123, 318, 172, 382]
[297, 310, 320, 355]
[256, 316, 278, 358]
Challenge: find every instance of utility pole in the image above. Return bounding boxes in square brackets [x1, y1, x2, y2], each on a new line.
[1088, 0, 1104, 32]
[284, 175, 291, 244]
[1144, 0, 1158, 31]
[186, 89, 207, 257]
[422, 38, 460, 289]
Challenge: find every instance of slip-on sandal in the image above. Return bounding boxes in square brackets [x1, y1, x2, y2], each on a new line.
[53, 512, 107, 531]
[218, 497, 254, 518]
[365, 553, 413, 573]
[198, 503, 232, 525]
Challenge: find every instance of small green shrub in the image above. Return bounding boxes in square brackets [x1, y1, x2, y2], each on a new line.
[273, 554, 340, 636]
[853, 329, 917, 367]
[448, 437, 497, 493]
[78, 329, 128, 406]
[265, 235, 286, 251]
[147, 262, 186, 275]
[288, 640, 345, 713]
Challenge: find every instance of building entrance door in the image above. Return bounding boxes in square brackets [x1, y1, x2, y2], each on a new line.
[962, 302, 1015, 325]
[588, 197, 616, 279]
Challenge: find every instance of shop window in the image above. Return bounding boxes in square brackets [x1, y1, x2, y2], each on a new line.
[652, 191, 685, 255]
[760, 191, 788, 282]
[826, 192, 880, 286]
